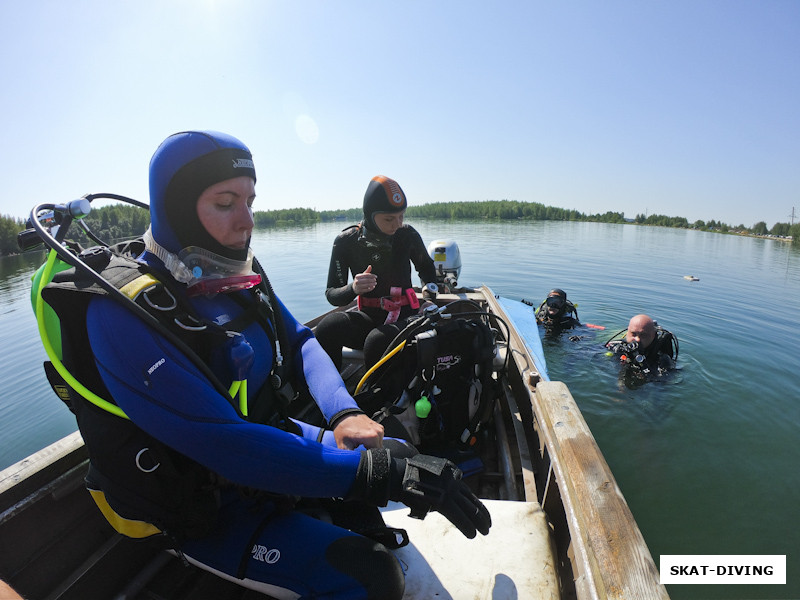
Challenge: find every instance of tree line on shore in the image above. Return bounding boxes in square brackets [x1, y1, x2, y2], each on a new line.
[1, 200, 797, 256]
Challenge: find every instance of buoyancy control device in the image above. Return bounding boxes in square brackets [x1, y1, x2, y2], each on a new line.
[604, 323, 679, 387]
[353, 299, 508, 454]
[19, 194, 299, 541]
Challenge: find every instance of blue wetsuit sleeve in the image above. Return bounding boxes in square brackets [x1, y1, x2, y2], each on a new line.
[274, 296, 363, 425]
[86, 296, 360, 498]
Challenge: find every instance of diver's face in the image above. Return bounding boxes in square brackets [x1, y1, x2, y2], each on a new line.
[626, 321, 655, 348]
[545, 295, 564, 315]
[374, 210, 405, 236]
[196, 176, 255, 250]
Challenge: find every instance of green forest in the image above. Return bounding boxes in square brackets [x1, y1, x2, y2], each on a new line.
[2, 200, 797, 257]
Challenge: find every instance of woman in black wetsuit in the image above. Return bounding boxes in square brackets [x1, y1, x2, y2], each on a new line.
[315, 175, 437, 369]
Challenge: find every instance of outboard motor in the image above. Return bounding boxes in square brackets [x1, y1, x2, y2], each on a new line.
[427, 239, 462, 292]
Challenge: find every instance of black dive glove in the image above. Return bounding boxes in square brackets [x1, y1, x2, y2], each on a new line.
[350, 448, 492, 539]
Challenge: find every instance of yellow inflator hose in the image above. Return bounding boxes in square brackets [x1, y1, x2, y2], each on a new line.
[354, 339, 407, 394]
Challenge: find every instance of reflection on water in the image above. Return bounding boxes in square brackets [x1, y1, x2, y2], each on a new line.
[0, 252, 77, 469]
[2, 221, 799, 600]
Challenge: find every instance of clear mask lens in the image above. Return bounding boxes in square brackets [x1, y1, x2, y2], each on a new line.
[179, 246, 261, 297]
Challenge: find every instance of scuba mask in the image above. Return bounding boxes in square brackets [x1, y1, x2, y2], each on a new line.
[545, 295, 565, 313]
[144, 227, 261, 297]
[179, 246, 261, 297]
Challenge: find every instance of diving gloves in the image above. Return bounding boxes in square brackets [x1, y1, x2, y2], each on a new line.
[352, 448, 492, 539]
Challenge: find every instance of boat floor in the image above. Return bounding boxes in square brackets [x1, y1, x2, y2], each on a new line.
[384, 500, 560, 599]
[1, 453, 558, 600]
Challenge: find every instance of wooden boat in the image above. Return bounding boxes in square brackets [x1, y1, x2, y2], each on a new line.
[0, 285, 669, 600]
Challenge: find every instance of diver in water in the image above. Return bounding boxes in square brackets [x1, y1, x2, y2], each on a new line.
[534, 288, 580, 332]
[605, 314, 678, 387]
[35, 132, 490, 600]
[314, 175, 438, 370]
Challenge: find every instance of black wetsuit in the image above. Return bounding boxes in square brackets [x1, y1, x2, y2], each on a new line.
[315, 223, 436, 369]
[535, 301, 580, 332]
[608, 329, 677, 387]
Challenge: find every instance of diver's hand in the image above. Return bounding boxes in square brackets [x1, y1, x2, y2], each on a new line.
[351, 449, 492, 539]
[352, 265, 377, 295]
[334, 413, 384, 450]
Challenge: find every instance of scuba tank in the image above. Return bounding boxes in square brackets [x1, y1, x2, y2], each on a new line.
[21, 193, 296, 422]
[21, 194, 300, 540]
[20, 195, 237, 419]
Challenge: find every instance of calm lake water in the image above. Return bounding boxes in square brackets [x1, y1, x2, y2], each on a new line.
[2, 220, 799, 600]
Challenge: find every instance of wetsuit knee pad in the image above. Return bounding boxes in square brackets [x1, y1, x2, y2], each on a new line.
[326, 536, 404, 600]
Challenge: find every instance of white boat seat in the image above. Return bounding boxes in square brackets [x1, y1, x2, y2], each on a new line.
[382, 499, 560, 600]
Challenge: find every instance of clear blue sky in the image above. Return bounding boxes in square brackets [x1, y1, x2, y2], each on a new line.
[2, 1, 798, 228]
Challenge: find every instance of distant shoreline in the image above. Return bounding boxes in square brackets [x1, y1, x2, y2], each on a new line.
[0, 208, 795, 258]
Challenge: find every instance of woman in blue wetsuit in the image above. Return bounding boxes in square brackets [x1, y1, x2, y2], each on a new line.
[314, 176, 438, 370]
[72, 132, 489, 599]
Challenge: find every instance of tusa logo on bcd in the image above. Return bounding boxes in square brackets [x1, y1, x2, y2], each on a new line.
[435, 354, 462, 371]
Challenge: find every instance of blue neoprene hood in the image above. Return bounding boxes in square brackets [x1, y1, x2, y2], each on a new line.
[149, 131, 255, 255]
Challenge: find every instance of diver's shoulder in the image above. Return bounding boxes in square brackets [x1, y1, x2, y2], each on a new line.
[397, 224, 424, 240]
[334, 224, 361, 241]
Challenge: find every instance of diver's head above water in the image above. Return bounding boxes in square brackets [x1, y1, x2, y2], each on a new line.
[544, 288, 567, 316]
[625, 314, 656, 351]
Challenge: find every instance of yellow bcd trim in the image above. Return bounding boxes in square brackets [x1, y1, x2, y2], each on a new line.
[119, 274, 161, 300]
[88, 488, 162, 538]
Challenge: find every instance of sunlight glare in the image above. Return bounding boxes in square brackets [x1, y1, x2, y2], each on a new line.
[295, 114, 319, 145]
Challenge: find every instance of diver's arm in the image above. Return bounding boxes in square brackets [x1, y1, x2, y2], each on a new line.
[275, 297, 382, 448]
[86, 297, 361, 498]
[534, 302, 546, 324]
[324, 235, 357, 306]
